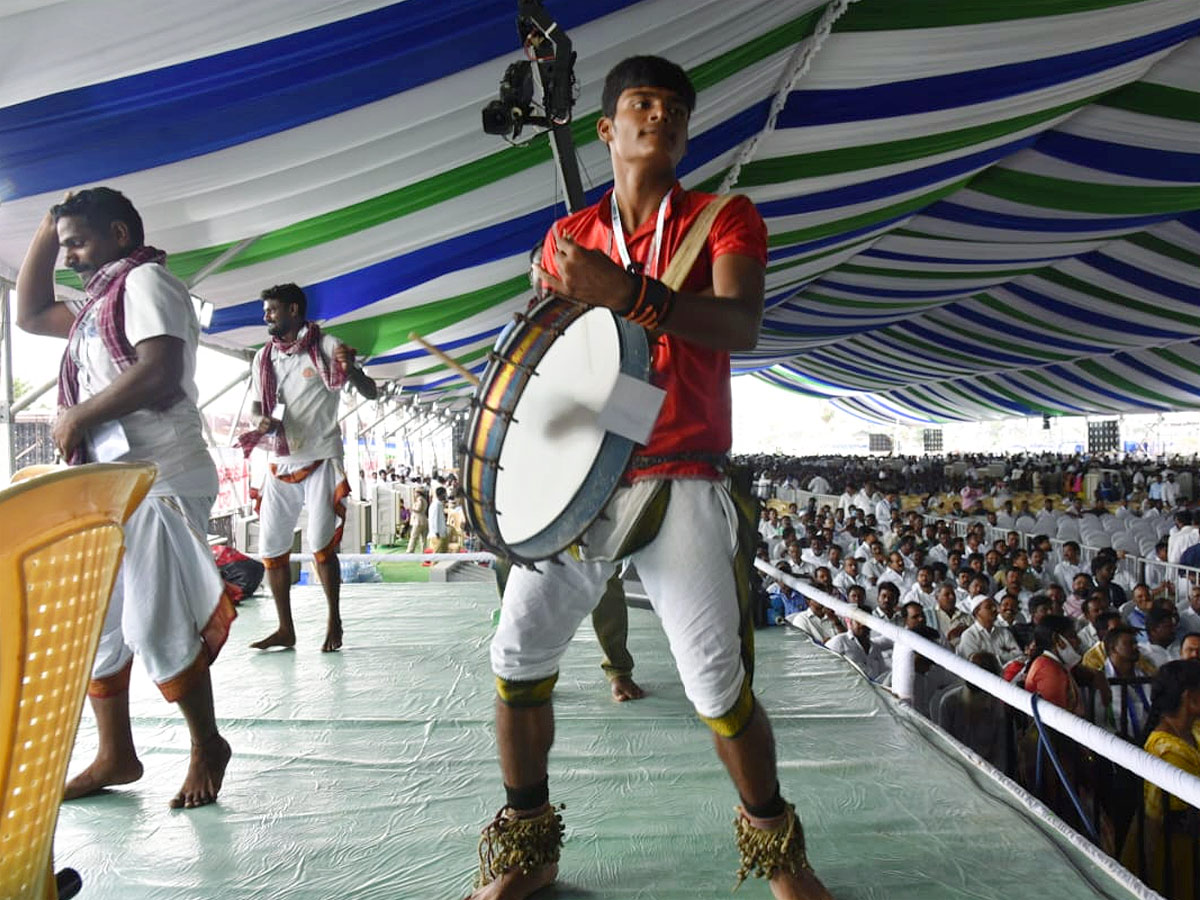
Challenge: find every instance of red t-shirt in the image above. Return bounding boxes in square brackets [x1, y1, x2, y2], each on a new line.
[540, 184, 767, 480]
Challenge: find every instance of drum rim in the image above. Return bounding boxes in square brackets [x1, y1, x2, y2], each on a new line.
[462, 299, 650, 566]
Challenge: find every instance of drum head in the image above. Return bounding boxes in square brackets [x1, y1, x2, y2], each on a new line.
[494, 306, 624, 547]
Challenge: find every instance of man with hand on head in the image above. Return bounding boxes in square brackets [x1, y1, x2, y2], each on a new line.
[17, 187, 234, 809]
[237, 282, 377, 653]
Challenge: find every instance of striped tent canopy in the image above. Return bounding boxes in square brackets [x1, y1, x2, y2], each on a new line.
[1, 0, 1198, 421]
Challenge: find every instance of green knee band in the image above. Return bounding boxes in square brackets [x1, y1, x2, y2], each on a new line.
[698, 679, 756, 738]
[496, 673, 558, 707]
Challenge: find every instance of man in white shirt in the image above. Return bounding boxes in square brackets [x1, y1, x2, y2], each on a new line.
[1054, 541, 1084, 592]
[807, 473, 832, 495]
[836, 484, 855, 515]
[1167, 509, 1199, 564]
[957, 597, 1023, 665]
[1179, 584, 1200, 635]
[825, 615, 887, 680]
[873, 582, 902, 623]
[931, 584, 972, 650]
[1162, 472, 1180, 508]
[834, 555, 869, 597]
[851, 483, 874, 517]
[19, 187, 233, 809]
[800, 537, 831, 576]
[992, 568, 1033, 617]
[874, 492, 895, 528]
[245, 283, 378, 653]
[902, 566, 939, 619]
[1138, 608, 1181, 668]
[788, 595, 843, 644]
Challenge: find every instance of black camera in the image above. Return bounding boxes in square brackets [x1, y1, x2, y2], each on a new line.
[481, 60, 536, 138]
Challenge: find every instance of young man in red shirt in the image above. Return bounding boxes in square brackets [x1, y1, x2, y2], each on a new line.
[468, 57, 830, 900]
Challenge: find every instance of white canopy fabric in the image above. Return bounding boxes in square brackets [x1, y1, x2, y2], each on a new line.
[1, 0, 1197, 421]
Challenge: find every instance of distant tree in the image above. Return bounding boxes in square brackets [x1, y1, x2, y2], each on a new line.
[12, 377, 30, 399]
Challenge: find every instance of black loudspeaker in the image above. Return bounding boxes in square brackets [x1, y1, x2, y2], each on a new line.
[1043, 413, 1051, 430]
[1087, 419, 1119, 453]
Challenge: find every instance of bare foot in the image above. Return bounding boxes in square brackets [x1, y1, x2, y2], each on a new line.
[610, 675, 645, 702]
[466, 862, 558, 900]
[62, 754, 144, 800]
[769, 867, 834, 900]
[321, 619, 343, 653]
[249, 629, 295, 650]
[169, 734, 231, 809]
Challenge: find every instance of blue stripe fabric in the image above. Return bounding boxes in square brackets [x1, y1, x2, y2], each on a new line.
[0, 0, 642, 201]
[1004, 282, 1184, 340]
[776, 20, 1200, 127]
[1079, 252, 1200, 305]
[756, 138, 1032, 217]
[924, 201, 1177, 233]
[1032, 133, 1200, 183]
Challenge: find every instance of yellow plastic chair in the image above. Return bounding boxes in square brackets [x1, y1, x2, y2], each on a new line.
[0, 463, 157, 900]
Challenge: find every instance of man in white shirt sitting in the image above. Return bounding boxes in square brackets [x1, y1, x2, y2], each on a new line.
[932, 584, 973, 650]
[992, 568, 1033, 617]
[800, 536, 831, 576]
[957, 597, 1023, 665]
[836, 484, 855, 515]
[873, 582, 902, 624]
[902, 566, 939, 619]
[1054, 541, 1084, 591]
[1179, 583, 1200, 635]
[1182, 632, 1200, 661]
[1138, 607, 1181, 668]
[874, 492, 896, 528]
[852, 482, 874, 516]
[788, 594, 844, 645]
[834, 555, 869, 598]
[877, 551, 915, 595]
[825, 614, 887, 681]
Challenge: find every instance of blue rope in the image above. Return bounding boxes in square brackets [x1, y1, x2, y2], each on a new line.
[1029, 693, 1100, 842]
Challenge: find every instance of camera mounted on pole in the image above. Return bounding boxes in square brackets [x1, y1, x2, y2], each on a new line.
[480, 1, 585, 211]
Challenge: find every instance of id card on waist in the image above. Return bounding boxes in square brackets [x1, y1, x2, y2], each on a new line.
[89, 419, 131, 462]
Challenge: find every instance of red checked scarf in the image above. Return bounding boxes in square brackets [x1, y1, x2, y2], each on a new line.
[235, 322, 347, 457]
[56, 246, 167, 465]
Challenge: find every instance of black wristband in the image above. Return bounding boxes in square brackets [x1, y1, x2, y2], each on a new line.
[616, 271, 641, 316]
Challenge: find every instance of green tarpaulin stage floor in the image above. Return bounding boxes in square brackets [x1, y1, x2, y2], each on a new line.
[55, 582, 1148, 899]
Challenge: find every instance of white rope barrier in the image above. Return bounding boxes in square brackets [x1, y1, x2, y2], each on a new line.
[248, 552, 496, 564]
[756, 557, 1200, 810]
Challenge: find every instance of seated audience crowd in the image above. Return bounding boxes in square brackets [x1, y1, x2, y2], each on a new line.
[746, 451, 1200, 891]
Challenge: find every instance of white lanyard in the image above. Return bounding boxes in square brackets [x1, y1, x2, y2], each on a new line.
[610, 190, 670, 278]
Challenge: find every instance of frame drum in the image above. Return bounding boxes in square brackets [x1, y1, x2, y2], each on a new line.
[463, 297, 650, 565]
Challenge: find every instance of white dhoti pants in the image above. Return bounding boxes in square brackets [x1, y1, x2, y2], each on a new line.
[491, 479, 748, 720]
[92, 493, 234, 701]
[258, 458, 348, 561]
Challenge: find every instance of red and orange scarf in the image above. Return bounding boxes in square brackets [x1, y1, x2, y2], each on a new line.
[235, 322, 347, 457]
[56, 246, 167, 464]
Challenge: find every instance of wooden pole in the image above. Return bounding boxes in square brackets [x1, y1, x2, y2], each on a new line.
[408, 332, 480, 387]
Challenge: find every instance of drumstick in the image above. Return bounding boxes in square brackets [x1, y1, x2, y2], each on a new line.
[409, 331, 481, 387]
